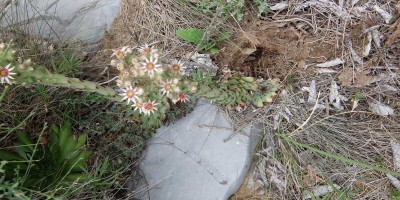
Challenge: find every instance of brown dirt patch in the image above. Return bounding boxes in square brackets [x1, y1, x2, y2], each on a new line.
[215, 15, 341, 81]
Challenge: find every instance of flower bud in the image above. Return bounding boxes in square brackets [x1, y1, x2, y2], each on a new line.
[23, 59, 32, 66]
[117, 63, 125, 71]
[110, 59, 118, 66]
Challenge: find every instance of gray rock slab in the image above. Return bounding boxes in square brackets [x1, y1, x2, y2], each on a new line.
[137, 99, 262, 200]
[1, 0, 121, 43]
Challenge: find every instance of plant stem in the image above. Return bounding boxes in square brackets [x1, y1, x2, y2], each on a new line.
[0, 85, 9, 104]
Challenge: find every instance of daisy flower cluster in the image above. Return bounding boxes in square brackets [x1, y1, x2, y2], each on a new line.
[110, 44, 196, 120]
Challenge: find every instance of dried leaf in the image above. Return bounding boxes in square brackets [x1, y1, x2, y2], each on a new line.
[371, 29, 381, 49]
[391, 141, 400, 171]
[355, 73, 383, 87]
[361, 32, 372, 57]
[304, 184, 341, 199]
[368, 101, 394, 116]
[347, 40, 363, 65]
[303, 164, 324, 188]
[373, 5, 393, 24]
[387, 174, 400, 189]
[302, 80, 325, 109]
[270, 174, 286, 191]
[397, 3, 400, 13]
[386, 23, 400, 47]
[302, 80, 317, 103]
[376, 84, 399, 92]
[315, 58, 344, 68]
[316, 69, 337, 74]
[257, 157, 269, 186]
[241, 48, 256, 55]
[298, 60, 306, 68]
[329, 81, 348, 110]
[351, 0, 360, 6]
[338, 67, 353, 87]
[295, 0, 347, 18]
[270, 2, 288, 10]
[351, 99, 359, 111]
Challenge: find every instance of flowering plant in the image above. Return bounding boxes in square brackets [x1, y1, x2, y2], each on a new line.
[1, 41, 278, 130]
[110, 44, 196, 129]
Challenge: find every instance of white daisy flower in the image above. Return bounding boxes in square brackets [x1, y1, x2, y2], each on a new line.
[138, 44, 157, 55]
[141, 56, 162, 78]
[111, 46, 132, 59]
[142, 100, 159, 115]
[189, 85, 197, 93]
[132, 100, 144, 114]
[172, 92, 189, 104]
[178, 92, 189, 103]
[0, 64, 16, 84]
[120, 84, 141, 104]
[110, 59, 118, 66]
[160, 80, 179, 96]
[170, 60, 186, 75]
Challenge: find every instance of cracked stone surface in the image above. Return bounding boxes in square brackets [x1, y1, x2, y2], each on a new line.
[137, 99, 262, 200]
[1, 0, 121, 43]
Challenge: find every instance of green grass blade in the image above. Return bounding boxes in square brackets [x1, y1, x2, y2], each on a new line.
[278, 133, 400, 177]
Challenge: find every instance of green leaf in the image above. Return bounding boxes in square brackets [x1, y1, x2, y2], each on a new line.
[64, 173, 88, 183]
[217, 32, 231, 41]
[17, 132, 34, 151]
[61, 135, 78, 159]
[59, 121, 72, 148]
[209, 47, 219, 55]
[74, 134, 87, 150]
[176, 28, 204, 45]
[98, 156, 109, 177]
[0, 150, 24, 161]
[15, 142, 30, 159]
[51, 124, 60, 134]
[279, 134, 400, 177]
[198, 41, 216, 51]
[49, 131, 59, 153]
[68, 150, 91, 172]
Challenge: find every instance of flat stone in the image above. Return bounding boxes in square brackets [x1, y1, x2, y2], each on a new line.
[137, 99, 262, 200]
[1, 0, 121, 43]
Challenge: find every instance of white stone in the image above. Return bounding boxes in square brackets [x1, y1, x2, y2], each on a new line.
[1, 0, 121, 43]
[137, 99, 262, 200]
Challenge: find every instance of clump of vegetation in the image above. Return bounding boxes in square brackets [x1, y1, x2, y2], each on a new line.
[193, 0, 268, 20]
[0, 122, 90, 193]
[195, 0, 246, 21]
[193, 69, 279, 107]
[0, 38, 278, 198]
[81, 104, 153, 163]
[176, 28, 230, 54]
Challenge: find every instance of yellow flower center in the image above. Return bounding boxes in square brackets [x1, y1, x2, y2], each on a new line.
[127, 90, 135, 98]
[136, 102, 143, 107]
[117, 51, 125, 58]
[143, 48, 151, 54]
[0, 68, 8, 77]
[165, 83, 171, 90]
[172, 64, 181, 71]
[146, 62, 155, 70]
[144, 103, 154, 110]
